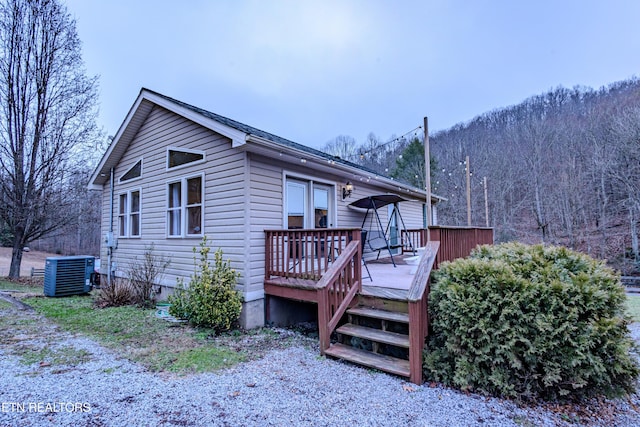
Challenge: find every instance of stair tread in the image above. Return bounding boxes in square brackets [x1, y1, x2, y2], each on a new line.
[347, 306, 410, 324]
[325, 343, 410, 377]
[336, 323, 410, 348]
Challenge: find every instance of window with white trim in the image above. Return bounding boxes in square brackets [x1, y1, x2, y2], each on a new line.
[167, 148, 205, 170]
[120, 159, 142, 182]
[167, 175, 203, 237]
[118, 189, 141, 238]
[285, 177, 334, 229]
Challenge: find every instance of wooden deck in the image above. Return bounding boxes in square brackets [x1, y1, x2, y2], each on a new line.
[263, 226, 493, 385]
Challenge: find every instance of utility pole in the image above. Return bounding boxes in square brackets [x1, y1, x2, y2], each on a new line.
[424, 117, 431, 243]
[466, 155, 471, 226]
[483, 176, 489, 227]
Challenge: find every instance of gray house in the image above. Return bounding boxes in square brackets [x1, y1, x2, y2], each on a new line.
[88, 88, 441, 329]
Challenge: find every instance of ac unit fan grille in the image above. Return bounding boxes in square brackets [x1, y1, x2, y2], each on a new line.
[44, 256, 94, 297]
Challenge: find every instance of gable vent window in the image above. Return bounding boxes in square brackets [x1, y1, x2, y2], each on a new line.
[167, 175, 203, 237]
[167, 148, 205, 169]
[120, 159, 142, 182]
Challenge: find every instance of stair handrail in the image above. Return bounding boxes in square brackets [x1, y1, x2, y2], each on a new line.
[406, 240, 439, 384]
[317, 239, 361, 353]
[407, 241, 439, 302]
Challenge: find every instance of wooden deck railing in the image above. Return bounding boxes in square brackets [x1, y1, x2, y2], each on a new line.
[406, 241, 439, 385]
[404, 229, 424, 253]
[265, 228, 361, 281]
[405, 226, 494, 268]
[317, 240, 362, 353]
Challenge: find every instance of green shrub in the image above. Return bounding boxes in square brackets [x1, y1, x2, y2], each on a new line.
[424, 242, 639, 401]
[169, 237, 242, 332]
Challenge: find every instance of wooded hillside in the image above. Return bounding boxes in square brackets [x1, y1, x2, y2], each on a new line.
[326, 78, 640, 274]
[431, 79, 640, 273]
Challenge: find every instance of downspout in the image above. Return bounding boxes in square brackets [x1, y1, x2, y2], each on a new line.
[108, 167, 114, 286]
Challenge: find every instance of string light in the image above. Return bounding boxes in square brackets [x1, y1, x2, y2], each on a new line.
[343, 125, 423, 161]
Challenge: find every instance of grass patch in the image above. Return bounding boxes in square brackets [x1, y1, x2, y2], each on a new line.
[168, 347, 241, 373]
[0, 301, 90, 367]
[25, 295, 245, 374]
[20, 346, 92, 367]
[626, 295, 640, 322]
[0, 278, 42, 294]
[0, 306, 40, 343]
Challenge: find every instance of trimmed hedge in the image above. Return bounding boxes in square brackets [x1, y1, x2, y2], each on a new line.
[424, 242, 638, 401]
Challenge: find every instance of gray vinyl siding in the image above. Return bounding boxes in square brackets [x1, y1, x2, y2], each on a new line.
[247, 154, 283, 296]
[102, 106, 247, 290]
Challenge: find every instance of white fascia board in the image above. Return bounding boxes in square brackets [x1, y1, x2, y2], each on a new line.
[87, 94, 148, 189]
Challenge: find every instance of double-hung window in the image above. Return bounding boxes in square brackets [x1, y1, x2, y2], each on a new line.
[167, 175, 203, 237]
[118, 189, 141, 238]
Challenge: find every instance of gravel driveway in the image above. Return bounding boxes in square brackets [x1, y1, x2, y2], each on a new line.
[1, 303, 639, 427]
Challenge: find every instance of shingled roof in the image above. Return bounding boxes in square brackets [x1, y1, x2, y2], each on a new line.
[145, 88, 384, 178]
[89, 88, 443, 202]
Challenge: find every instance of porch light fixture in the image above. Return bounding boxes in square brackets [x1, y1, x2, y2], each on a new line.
[342, 182, 353, 199]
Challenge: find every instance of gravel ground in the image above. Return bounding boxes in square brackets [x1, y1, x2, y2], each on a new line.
[1, 305, 640, 427]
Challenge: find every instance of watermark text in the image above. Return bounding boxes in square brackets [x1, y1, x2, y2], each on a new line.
[1, 402, 91, 413]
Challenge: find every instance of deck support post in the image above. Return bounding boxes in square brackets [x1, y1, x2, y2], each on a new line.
[408, 298, 427, 385]
[318, 289, 330, 354]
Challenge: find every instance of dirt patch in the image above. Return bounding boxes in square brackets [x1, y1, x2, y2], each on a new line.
[0, 247, 59, 277]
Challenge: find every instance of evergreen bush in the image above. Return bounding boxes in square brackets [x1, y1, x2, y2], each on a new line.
[169, 237, 242, 332]
[424, 242, 639, 401]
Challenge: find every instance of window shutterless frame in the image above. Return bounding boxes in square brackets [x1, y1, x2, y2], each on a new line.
[119, 158, 143, 183]
[166, 174, 204, 238]
[166, 147, 206, 171]
[118, 189, 141, 238]
[283, 171, 336, 229]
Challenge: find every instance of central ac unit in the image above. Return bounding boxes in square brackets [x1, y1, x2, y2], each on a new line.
[44, 256, 95, 297]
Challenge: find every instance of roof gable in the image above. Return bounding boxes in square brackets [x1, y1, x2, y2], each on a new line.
[88, 89, 247, 188]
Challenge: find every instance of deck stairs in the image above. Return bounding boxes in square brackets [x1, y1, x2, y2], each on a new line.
[324, 295, 414, 379]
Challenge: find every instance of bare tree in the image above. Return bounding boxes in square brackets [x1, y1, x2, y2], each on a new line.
[323, 135, 358, 160]
[0, 0, 99, 278]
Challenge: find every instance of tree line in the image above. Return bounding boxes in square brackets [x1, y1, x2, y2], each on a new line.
[324, 79, 640, 274]
[0, 0, 100, 277]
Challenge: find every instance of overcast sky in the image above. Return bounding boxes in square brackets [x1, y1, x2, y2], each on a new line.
[66, 0, 640, 148]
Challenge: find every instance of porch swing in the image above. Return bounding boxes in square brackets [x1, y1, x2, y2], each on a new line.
[349, 195, 415, 267]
